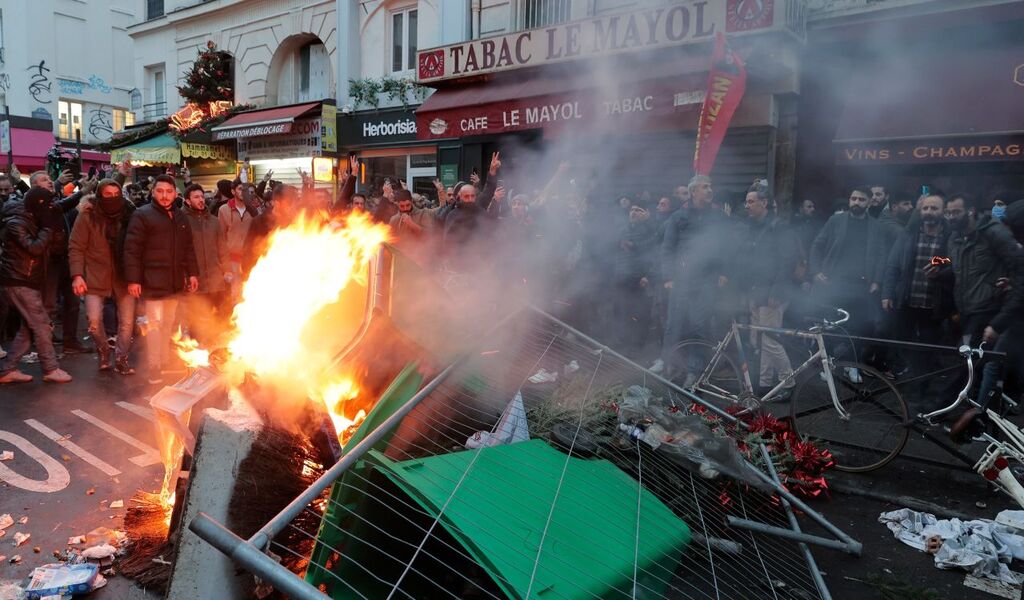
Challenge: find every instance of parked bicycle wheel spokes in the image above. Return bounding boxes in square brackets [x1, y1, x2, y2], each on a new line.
[791, 361, 909, 472]
[671, 339, 744, 401]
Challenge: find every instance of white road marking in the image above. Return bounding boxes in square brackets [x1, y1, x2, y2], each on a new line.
[22, 420, 121, 477]
[0, 430, 72, 493]
[115, 401, 156, 421]
[70, 410, 161, 467]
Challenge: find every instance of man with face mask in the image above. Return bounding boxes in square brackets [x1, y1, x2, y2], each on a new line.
[68, 179, 137, 374]
[946, 193, 1019, 348]
[809, 187, 888, 381]
[0, 187, 72, 383]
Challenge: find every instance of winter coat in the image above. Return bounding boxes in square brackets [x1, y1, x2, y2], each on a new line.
[123, 203, 199, 299]
[738, 217, 802, 306]
[67, 197, 135, 297]
[442, 202, 498, 269]
[809, 212, 888, 285]
[218, 201, 253, 263]
[660, 207, 733, 286]
[948, 217, 1018, 316]
[882, 223, 953, 314]
[614, 219, 656, 285]
[183, 204, 227, 294]
[990, 244, 1024, 334]
[0, 198, 53, 289]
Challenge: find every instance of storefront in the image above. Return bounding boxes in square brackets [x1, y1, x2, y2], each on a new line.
[795, 3, 1024, 209]
[109, 131, 236, 189]
[2, 116, 56, 172]
[413, 2, 805, 206]
[338, 106, 437, 199]
[212, 101, 339, 189]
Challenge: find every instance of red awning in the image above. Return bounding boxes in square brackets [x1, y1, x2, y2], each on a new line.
[212, 102, 321, 141]
[835, 44, 1024, 142]
[416, 55, 710, 140]
[9, 128, 56, 170]
[80, 150, 111, 166]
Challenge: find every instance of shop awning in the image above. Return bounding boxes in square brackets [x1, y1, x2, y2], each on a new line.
[80, 150, 111, 166]
[415, 55, 710, 140]
[110, 133, 181, 165]
[211, 102, 321, 141]
[833, 43, 1024, 165]
[9, 127, 56, 170]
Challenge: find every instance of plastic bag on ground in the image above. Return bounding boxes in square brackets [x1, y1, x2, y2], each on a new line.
[466, 390, 530, 449]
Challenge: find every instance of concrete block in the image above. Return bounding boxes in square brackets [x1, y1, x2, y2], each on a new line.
[166, 396, 262, 600]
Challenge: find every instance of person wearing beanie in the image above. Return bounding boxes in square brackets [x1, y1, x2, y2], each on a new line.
[0, 188, 72, 383]
[68, 179, 138, 375]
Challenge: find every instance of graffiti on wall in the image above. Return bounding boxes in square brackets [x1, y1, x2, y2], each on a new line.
[88, 108, 113, 140]
[27, 60, 52, 104]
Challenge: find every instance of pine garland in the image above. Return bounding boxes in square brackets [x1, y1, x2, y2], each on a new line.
[178, 41, 234, 105]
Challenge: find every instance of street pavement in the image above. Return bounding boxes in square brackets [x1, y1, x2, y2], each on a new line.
[0, 350, 162, 598]
[1, 346, 1022, 599]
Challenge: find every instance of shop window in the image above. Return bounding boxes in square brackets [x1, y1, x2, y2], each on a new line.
[391, 8, 418, 73]
[58, 100, 83, 140]
[522, 0, 570, 29]
[112, 109, 135, 133]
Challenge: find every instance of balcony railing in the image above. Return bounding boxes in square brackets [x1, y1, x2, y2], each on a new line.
[142, 101, 167, 121]
[520, 0, 571, 30]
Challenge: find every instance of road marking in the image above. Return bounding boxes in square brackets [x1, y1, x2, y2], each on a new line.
[115, 401, 156, 421]
[70, 409, 161, 467]
[0, 430, 72, 493]
[22, 420, 121, 477]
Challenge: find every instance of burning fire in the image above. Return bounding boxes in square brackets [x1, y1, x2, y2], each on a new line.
[171, 328, 210, 368]
[159, 212, 389, 505]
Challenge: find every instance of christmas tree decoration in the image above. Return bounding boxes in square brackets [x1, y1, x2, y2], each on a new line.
[178, 41, 234, 106]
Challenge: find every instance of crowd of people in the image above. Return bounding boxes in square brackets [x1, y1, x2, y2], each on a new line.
[0, 154, 1022, 429]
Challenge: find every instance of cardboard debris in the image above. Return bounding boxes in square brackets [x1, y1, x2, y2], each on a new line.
[109, 500, 123, 509]
[0, 450, 12, 461]
[13, 532, 31, 546]
[0, 530, 6, 539]
[0, 514, 13, 530]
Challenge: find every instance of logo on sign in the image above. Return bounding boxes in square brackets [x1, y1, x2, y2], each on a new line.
[726, 0, 774, 32]
[429, 118, 449, 136]
[419, 50, 445, 80]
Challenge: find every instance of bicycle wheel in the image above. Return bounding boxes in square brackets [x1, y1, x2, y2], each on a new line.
[790, 360, 909, 473]
[672, 339, 744, 401]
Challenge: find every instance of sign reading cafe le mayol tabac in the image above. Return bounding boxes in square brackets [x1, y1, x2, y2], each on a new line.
[416, 0, 780, 83]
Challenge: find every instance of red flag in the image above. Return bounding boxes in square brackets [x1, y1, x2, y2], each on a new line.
[693, 32, 747, 176]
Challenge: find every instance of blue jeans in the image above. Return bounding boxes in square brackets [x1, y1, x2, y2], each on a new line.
[85, 290, 135, 358]
[0, 286, 60, 374]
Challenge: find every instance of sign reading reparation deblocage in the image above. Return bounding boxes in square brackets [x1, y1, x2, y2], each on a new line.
[416, 0, 780, 83]
[236, 118, 324, 161]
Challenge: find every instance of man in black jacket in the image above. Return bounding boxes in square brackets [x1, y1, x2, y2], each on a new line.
[124, 175, 199, 384]
[741, 183, 801, 399]
[0, 188, 72, 383]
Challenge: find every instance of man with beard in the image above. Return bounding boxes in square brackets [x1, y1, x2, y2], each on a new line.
[869, 184, 889, 219]
[389, 189, 442, 261]
[946, 193, 1019, 347]
[69, 180, 138, 374]
[876, 190, 915, 233]
[881, 193, 953, 400]
[0, 188, 72, 383]
[810, 187, 888, 382]
[124, 175, 200, 384]
[0, 174, 17, 205]
[182, 184, 229, 344]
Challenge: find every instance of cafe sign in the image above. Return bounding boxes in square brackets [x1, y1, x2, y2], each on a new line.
[835, 135, 1024, 165]
[416, 0, 781, 83]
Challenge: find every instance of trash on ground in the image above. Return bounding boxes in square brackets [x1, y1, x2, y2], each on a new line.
[0, 450, 13, 461]
[10, 554, 22, 563]
[85, 488, 95, 496]
[84, 527, 121, 547]
[964, 574, 1023, 600]
[67, 536, 85, 545]
[109, 500, 124, 509]
[14, 532, 31, 546]
[466, 391, 529, 449]
[22, 563, 100, 600]
[19, 516, 29, 524]
[33, 546, 41, 553]
[81, 544, 117, 560]
[0, 514, 13, 530]
[880, 508, 1024, 584]
[528, 368, 558, 384]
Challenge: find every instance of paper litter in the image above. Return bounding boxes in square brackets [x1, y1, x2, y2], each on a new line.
[0, 514, 13, 530]
[81, 544, 116, 560]
[528, 368, 558, 384]
[466, 391, 529, 449]
[67, 536, 85, 545]
[13, 532, 31, 547]
[880, 508, 1024, 584]
[22, 563, 100, 600]
[0, 450, 12, 461]
[18, 516, 28, 525]
[109, 500, 123, 509]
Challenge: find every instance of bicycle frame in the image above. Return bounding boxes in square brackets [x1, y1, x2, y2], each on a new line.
[693, 322, 851, 420]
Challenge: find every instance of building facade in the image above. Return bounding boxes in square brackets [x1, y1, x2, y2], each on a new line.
[0, 0, 134, 169]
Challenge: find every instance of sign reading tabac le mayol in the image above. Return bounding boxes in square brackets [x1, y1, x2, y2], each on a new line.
[417, 0, 778, 83]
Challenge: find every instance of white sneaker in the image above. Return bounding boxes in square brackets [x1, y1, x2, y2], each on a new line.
[42, 369, 73, 384]
[844, 367, 862, 384]
[650, 359, 665, 374]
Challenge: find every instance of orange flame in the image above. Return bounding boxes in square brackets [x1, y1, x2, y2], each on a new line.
[316, 376, 371, 445]
[171, 327, 210, 368]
